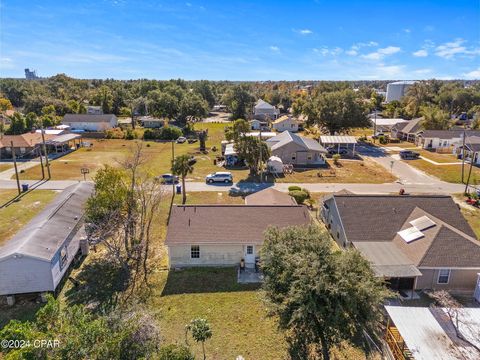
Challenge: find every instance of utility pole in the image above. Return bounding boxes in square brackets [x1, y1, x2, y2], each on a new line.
[39, 148, 45, 179]
[171, 140, 175, 194]
[11, 141, 21, 195]
[461, 128, 466, 183]
[40, 125, 51, 179]
[373, 108, 377, 144]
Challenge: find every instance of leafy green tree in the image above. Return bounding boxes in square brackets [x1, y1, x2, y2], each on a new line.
[5, 112, 26, 134]
[370, 92, 384, 111]
[186, 318, 213, 360]
[421, 105, 451, 130]
[92, 85, 114, 114]
[261, 225, 389, 360]
[193, 80, 216, 108]
[303, 89, 369, 134]
[403, 82, 434, 118]
[222, 85, 255, 119]
[0, 97, 13, 111]
[159, 344, 195, 360]
[148, 90, 179, 121]
[172, 154, 195, 204]
[235, 136, 270, 176]
[224, 118, 250, 142]
[178, 92, 209, 124]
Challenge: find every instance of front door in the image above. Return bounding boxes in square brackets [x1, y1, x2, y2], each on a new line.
[244, 245, 255, 266]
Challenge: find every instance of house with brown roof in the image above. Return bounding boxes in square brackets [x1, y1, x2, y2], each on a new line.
[321, 194, 480, 294]
[244, 188, 297, 205]
[0, 133, 54, 160]
[390, 118, 423, 141]
[165, 205, 310, 267]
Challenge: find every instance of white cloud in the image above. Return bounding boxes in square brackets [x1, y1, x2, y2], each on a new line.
[414, 68, 432, 75]
[464, 67, 480, 78]
[298, 29, 313, 35]
[351, 41, 378, 50]
[362, 46, 401, 60]
[434, 38, 480, 59]
[313, 47, 342, 56]
[269, 46, 280, 52]
[413, 49, 428, 57]
[346, 49, 358, 56]
[403, 28, 411, 33]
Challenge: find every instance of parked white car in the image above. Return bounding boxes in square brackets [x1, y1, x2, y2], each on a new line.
[205, 172, 233, 184]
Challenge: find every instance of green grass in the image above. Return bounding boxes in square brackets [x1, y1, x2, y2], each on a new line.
[0, 189, 58, 245]
[174, 191, 244, 205]
[453, 195, 480, 238]
[404, 159, 480, 184]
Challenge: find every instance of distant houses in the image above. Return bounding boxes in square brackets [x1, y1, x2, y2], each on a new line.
[62, 114, 118, 132]
[272, 115, 299, 132]
[0, 183, 93, 301]
[321, 193, 480, 294]
[253, 99, 280, 121]
[390, 118, 423, 141]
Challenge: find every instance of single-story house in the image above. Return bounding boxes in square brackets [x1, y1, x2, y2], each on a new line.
[384, 306, 480, 360]
[140, 116, 164, 128]
[165, 204, 310, 267]
[62, 114, 118, 132]
[415, 130, 480, 151]
[272, 115, 299, 132]
[249, 119, 268, 130]
[0, 133, 54, 160]
[35, 129, 67, 136]
[244, 188, 297, 205]
[456, 136, 480, 165]
[370, 118, 407, 133]
[0, 183, 93, 299]
[253, 99, 280, 121]
[390, 118, 423, 141]
[321, 194, 480, 294]
[245, 131, 277, 139]
[266, 131, 327, 166]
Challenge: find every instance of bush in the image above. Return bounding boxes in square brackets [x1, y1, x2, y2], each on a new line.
[288, 185, 302, 192]
[124, 128, 138, 140]
[378, 135, 388, 144]
[105, 128, 125, 139]
[332, 154, 341, 165]
[289, 190, 310, 204]
[158, 344, 194, 360]
[143, 126, 182, 140]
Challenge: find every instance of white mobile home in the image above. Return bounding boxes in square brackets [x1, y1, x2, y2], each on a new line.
[0, 183, 93, 298]
[62, 114, 118, 131]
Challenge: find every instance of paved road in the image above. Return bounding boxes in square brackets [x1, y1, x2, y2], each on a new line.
[0, 145, 467, 194]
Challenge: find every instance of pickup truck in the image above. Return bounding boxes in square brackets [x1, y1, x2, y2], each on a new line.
[399, 150, 420, 160]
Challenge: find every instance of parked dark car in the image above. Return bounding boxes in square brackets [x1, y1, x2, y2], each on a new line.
[399, 150, 420, 160]
[157, 173, 179, 184]
[327, 147, 348, 155]
[187, 138, 198, 144]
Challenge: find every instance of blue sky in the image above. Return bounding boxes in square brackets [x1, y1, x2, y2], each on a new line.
[1, 0, 479, 80]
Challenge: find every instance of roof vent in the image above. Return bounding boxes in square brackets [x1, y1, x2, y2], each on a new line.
[398, 227, 424, 243]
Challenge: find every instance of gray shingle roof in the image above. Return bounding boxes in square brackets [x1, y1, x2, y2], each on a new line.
[394, 118, 423, 134]
[244, 188, 297, 205]
[63, 114, 117, 123]
[165, 205, 311, 245]
[0, 183, 93, 261]
[267, 131, 327, 152]
[418, 130, 480, 139]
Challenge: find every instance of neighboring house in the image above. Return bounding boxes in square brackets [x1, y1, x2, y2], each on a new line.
[244, 188, 297, 205]
[416, 130, 480, 151]
[266, 131, 327, 166]
[87, 106, 103, 115]
[0, 183, 93, 299]
[165, 205, 310, 267]
[457, 136, 480, 165]
[253, 99, 280, 121]
[370, 118, 407, 133]
[384, 306, 480, 360]
[249, 119, 268, 130]
[140, 116, 164, 128]
[390, 118, 423, 141]
[321, 194, 480, 294]
[62, 114, 118, 131]
[385, 81, 416, 103]
[272, 115, 299, 132]
[0, 133, 54, 160]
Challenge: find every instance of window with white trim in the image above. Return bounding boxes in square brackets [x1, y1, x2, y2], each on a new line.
[191, 245, 200, 259]
[437, 269, 450, 284]
[246, 245, 253, 255]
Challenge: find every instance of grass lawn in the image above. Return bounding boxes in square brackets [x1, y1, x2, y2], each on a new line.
[15, 123, 250, 182]
[0, 163, 13, 172]
[453, 194, 480, 238]
[276, 159, 397, 184]
[0, 189, 58, 245]
[404, 159, 480, 184]
[415, 149, 459, 163]
[174, 191, 244, 205]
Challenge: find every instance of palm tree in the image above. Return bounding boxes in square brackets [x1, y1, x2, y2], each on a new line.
[171, 154, 195, 204]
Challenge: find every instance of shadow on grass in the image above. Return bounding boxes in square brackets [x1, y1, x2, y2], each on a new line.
[161, 267, 260, 296]
[63, 257, 129, 313]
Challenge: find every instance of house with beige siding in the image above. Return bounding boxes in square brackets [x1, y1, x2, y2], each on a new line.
[320, 194, 480, 295]
[62, 114, 118, 131]
[165, 205, 310, 268]
[272, 115, 298, 132]
[266, 131, 327, 166]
